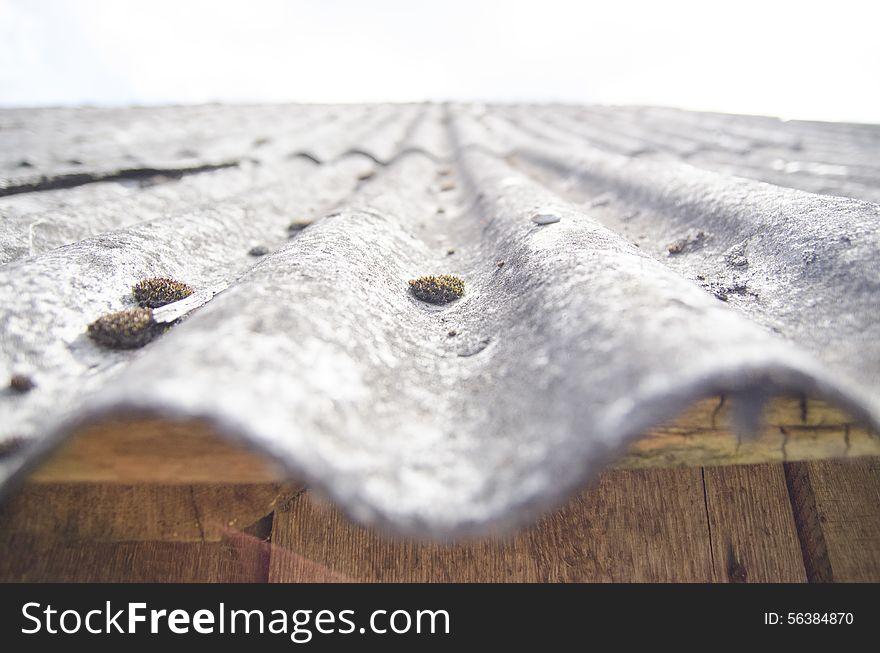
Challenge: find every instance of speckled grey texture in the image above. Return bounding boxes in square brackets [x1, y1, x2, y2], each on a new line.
[0, 103, 877, 536]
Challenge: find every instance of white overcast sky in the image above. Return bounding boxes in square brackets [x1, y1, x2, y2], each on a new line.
[1, 0, 878, 122]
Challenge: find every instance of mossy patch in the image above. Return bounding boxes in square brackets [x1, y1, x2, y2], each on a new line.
[408, 275, 464, 305]
[9, 374, 35, 394]
[132, 277, 194, 308]
[87, 307, 164, 349]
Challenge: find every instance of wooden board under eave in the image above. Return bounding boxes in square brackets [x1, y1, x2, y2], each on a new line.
[0, 535, 271, 582]
[0, 483, 290, 542]
[614, 396, 879, 469]
[268, 467, 716, 582]
[1, 462, 877, 581]
[701, 465, 806, 582]
[27, 418, 286, 483]
[22, 396, 880, 484]
[264, 464, 831, 583]
[784, 458, 880, 582]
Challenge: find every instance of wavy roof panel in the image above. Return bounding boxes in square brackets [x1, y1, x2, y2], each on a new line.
[1, 103, 878, 536]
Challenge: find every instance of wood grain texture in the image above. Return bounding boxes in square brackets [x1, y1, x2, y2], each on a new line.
[0, 483, 290, 542]
[268, 468, 715, 583]
[26, 397, 877, 485]
[29, 419, 286, 483]
[0, 483, 281, 582]
[0, 462, 876, 582]
[785, 458, 880, 582]
[616, 396, 879, 469]
[702, 465, 806, 582]
[0, 535, 269, 582]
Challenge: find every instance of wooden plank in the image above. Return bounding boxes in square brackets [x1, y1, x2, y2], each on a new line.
[0, 483, 290, 542]
[25, 397, 878, 485]
[702, 465, 806, 582]
[616, 396, 879, 469]
[29, 419, 287, 483]
[0, 535, 268, 582]
[268, 468, 715, 582]
[1, 463, 874, 582]
[0, 484, 281, 581]
[784, 458, 880, 582]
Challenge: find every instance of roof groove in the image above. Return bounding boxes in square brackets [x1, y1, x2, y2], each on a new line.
[505, 139, 880, 405]
[497, 106, 880, 201]
[288, 105, 411, 164]
[0, 104, 324, 192]
[0, 153, 372, 447]
[0, 159, 318, 265]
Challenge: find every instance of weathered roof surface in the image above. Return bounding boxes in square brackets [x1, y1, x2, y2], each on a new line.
[1, 103, 878, 536]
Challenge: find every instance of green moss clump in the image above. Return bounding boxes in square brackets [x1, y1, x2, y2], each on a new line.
[408, 275, 464, 305]
[87, 307, 163, 349]
[132, 277, 194, 308]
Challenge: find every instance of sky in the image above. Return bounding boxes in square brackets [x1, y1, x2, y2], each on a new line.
[1, 0, 878, 122]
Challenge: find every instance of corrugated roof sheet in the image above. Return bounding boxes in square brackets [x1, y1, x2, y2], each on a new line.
[1, 103, 878, 536]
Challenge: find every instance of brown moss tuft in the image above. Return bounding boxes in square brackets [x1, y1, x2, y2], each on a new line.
[9, 374, 35, 394]
[132, 277, 193, 308]
[408, 275, 464, 305]
[87, 307, 163, 349]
